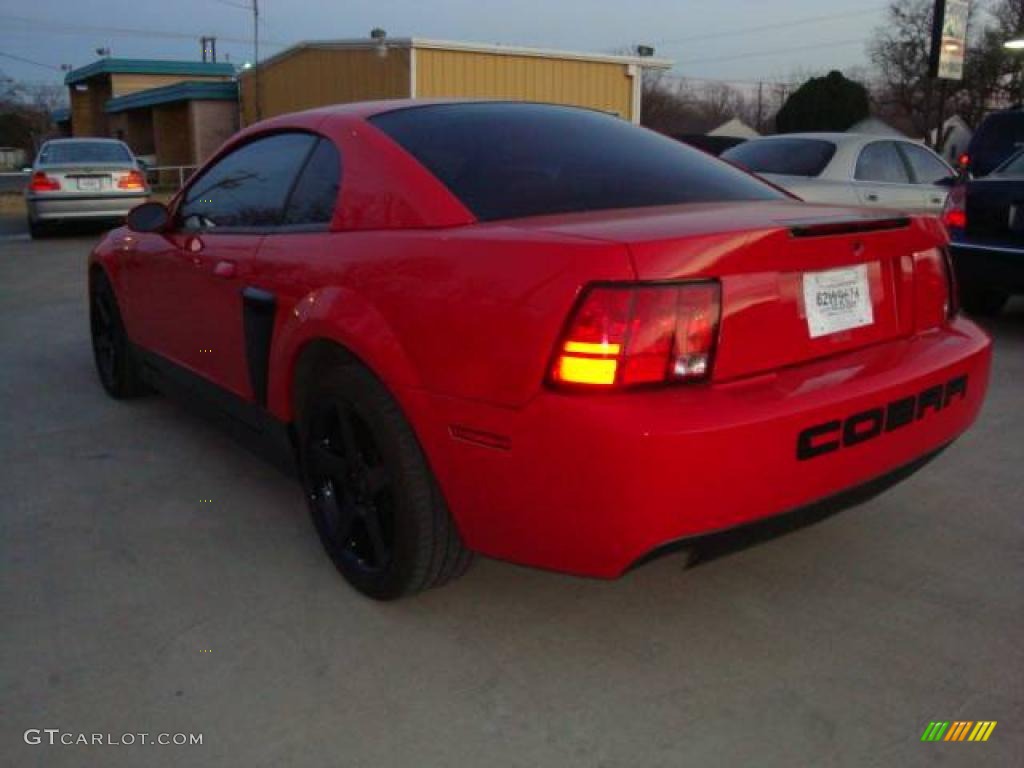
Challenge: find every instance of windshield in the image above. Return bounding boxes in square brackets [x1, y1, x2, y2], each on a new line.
[994, 151, 1024, 176]
[722, 138, 837, 177]
[39, 141, 132, 165]
[970, 112, 1024, 175]
[371, 103, 782, 222]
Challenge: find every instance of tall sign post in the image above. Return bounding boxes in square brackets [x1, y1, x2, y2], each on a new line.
[928, 0, 970, 153]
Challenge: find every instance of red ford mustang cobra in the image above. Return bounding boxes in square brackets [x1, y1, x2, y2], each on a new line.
[88, 101, 992, 599]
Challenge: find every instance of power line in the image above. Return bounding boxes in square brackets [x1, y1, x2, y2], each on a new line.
[652, 5, 888, 47]
[0, 13, 287, 48]
[675, 38, 866, 68]
[0, 50, 61, 71]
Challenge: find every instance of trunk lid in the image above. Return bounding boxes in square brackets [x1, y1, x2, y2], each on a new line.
[513, 200, 947, 381]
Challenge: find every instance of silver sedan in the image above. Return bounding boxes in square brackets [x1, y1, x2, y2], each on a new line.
[25, 138, 149, 238]
[722, 133, 957, 215]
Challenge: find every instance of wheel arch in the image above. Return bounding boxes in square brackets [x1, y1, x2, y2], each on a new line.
[267, 286, 425, 425]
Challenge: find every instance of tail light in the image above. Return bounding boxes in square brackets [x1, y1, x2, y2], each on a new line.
[549, 282, 721, 389]
[29, 171, 60, 192]
[913, 248, 956, 329]
[117, 170, 146, 190]
[942, 184, 967, 231]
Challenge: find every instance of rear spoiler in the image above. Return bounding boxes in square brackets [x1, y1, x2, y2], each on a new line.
[788, 216, 911, 238]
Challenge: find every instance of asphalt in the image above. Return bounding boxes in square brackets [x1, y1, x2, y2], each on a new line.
[1, 223, 1022, 768]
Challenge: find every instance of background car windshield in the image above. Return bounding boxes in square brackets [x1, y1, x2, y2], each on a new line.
[970, 112, 1024, 175]
[722, 139, 837, 177]
[995, 151, 1024, 176]
[371, 103, 782, 221]
[39, 142, 131, 164]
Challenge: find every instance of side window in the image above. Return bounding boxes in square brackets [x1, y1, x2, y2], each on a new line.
[178, 133, 317, 230]
[283, 139, 342, 226]
[855, 142, 911, 184]
[899, 143, 952, 184]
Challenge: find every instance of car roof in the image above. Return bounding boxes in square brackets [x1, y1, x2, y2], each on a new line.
[742, 133, 921, 144]
[245, 98, 618, 134]
[42, 137, 128, 144]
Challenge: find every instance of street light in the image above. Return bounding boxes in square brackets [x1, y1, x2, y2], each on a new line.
[1005, 38, 1024, 50]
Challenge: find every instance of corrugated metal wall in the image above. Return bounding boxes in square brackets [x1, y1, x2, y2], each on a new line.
[415, 48, 635, 121]
[239, 47, 410, 125]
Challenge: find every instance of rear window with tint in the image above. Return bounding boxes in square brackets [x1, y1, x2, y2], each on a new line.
[39, 142, 132, 164]
[722, 139, 837, 177]
[371, 103, 782, 221]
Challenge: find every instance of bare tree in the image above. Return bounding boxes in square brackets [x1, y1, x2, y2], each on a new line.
[869, 0, 1023, 143]
[0, 73, 67, 152]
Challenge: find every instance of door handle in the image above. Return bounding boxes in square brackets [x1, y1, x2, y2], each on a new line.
[213, 260, 236, 278]
[865, 193, 879, 202]
[930, 197, 945, 205]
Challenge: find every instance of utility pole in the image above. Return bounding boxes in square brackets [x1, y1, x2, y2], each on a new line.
[200, 36, 217, 62]
[756, 81, 764, 133]
[252, 0, 261, 122]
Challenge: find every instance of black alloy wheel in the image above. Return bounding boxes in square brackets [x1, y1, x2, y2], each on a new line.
[305, 400, 395, 575]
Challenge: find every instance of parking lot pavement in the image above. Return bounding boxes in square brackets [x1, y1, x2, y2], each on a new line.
[1, 232, 1021, 768]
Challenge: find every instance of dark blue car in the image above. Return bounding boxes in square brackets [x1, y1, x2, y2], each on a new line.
[945, 149, 1024, 315]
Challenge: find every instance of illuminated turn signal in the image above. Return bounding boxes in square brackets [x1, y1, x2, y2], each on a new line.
[550, 282, 721, 389]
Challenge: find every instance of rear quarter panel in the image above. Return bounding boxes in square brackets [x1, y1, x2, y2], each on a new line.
[260, 227, 634, 420]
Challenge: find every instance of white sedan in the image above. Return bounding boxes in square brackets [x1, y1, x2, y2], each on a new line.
[722, 133, 957, 214]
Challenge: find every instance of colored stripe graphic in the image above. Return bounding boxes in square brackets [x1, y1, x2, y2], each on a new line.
[922, 721, 996, 742]
[922, 722, 950, 741]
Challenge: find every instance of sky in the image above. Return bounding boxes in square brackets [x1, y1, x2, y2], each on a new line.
[0, 0, 886, 88]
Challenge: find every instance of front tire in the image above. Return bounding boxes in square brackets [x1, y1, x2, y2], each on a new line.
[297, 360, 473, 599]
[89, 271, 146, 399]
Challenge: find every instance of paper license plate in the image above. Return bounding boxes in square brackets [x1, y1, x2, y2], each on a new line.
[803, 264, 874, 338]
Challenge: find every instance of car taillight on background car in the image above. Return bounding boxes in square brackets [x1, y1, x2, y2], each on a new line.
[28, 171, 60, 192]
[550, 282, 721, 389]
[942, 184, 967, 232]
[117, 170, 146, 190]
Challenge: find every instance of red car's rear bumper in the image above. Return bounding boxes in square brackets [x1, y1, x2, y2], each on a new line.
[413, 316, 991, 578]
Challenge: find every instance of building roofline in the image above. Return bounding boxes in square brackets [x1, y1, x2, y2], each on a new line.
[238, 37, 673, 76]
[105, 81, 239, 114]
[65, 58, 236, 85]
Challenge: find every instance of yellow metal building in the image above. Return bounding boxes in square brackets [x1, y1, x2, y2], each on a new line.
[239, 38, 672, 126]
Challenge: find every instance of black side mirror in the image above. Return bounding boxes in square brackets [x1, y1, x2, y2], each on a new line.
[127, 201, 169, 233]
[934, 175, 958, 187]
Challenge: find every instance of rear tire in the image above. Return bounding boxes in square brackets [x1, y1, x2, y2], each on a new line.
[27, 217, 51, 239]
[296, 359, 474, 599]
[960, 285, 1008, 316]
[89, 271, 147, 399]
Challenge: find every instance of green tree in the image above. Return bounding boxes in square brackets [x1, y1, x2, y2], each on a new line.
[775, 70, 870, 133]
